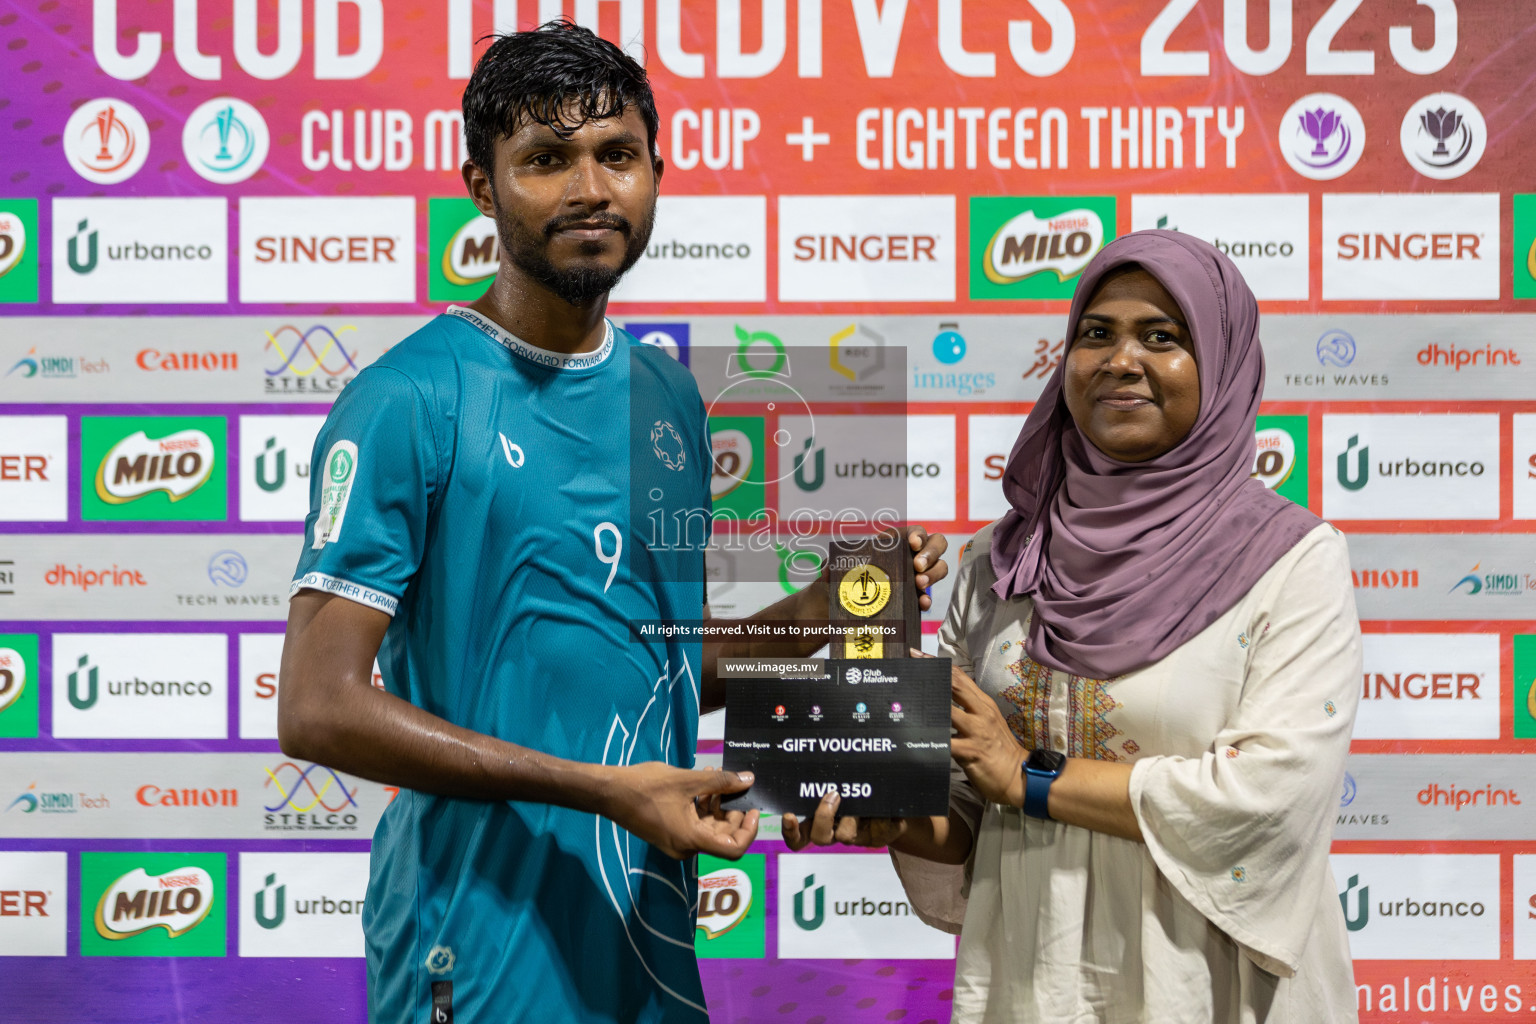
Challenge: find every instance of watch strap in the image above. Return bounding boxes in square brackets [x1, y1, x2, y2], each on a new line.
[1022, 765, 1054, 820]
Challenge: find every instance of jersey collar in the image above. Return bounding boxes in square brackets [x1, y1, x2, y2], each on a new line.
[446, 305, 614, 372]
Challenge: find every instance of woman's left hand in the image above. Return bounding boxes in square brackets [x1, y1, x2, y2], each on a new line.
[950, 665, 1027, 807]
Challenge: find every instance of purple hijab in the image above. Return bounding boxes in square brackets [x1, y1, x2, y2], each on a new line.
[989, 230, 1321, 679]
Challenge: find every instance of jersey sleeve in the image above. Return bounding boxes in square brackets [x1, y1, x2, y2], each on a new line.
[289, 365, 442, 617]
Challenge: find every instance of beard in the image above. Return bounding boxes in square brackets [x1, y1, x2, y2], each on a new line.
[495, 198, 656, 307]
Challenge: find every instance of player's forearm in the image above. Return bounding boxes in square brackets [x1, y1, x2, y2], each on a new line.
[890, 812, 974, 865]
[279, 669, 618, 816]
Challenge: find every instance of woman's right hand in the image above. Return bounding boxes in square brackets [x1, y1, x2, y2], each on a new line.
[782, 791, 911, 850]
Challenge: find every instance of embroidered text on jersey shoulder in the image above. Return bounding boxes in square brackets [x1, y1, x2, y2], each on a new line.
[446, 305, 614, 372]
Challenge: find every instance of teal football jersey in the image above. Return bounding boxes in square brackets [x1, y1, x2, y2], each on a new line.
[291, 307, 712, 1023]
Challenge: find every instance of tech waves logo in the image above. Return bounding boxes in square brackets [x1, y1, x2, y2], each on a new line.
[262, 762, 360, 831]
[62, 99, 150, 185]
[264, 324, 360, 393]
[93, 866, 215, 940]
[94, 429, 215, 504]
[983, 208, 1105, 285]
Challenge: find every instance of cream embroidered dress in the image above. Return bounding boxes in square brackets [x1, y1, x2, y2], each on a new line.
[893, 521, 1362, 1024]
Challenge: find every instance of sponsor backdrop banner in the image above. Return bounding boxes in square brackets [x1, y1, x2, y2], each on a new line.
[2, 2, 1535, 1021]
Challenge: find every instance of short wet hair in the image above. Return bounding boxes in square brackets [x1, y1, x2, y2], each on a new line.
[462, 20, 659, 178]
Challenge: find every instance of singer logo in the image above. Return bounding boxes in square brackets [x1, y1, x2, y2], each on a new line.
[95, 430, 214, 504]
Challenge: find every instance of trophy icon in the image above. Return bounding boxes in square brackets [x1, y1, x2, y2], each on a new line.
[1420, 107, 1462, 157]
[1300, 107, 1342, 156]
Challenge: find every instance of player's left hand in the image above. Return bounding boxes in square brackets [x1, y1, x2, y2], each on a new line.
[906, 527, 949, 612]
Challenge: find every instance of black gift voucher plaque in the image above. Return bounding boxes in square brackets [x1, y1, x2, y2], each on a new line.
[721, 657, 951, 819]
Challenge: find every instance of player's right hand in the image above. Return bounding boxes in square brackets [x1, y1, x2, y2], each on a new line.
[605, 762, 761, 860]
[782, 790, 910, 851]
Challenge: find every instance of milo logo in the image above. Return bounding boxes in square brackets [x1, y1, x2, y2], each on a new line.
[94, 866, 215, 940]
[94, 429, 215, 504]
[984, 208, 1106, 285]
[0, 646, 25, 713]
[443, 215, 498, 287]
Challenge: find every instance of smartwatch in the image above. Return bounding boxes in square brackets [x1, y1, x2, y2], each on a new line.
[1021, 749, 1067, 820]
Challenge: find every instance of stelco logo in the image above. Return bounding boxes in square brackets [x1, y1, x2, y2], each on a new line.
[262, 762, 360, 831]
[95, 429, 215, 504]
[984, 208, 1105, 284]
[696, 866, 753, 939]
[1416, 343, 1519, 371]
[1335, 435, 1484, 491]
[93, 866, 215, 940]
[1417, 783, 1520, 810]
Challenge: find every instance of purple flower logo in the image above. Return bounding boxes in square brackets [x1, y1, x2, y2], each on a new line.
[1281, 94, 1364, 179]
[1400, 92, 1484, 180]
[1301, 108, 1342, 156]
[1420, 107, 1463, 156]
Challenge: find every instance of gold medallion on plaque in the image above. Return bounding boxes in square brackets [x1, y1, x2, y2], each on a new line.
[838, 563, 892, 618]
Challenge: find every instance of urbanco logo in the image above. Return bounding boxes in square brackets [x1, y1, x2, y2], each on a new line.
[776, 853, 953, 958]
[51, 198, 229, 304]
[1355, 633, 1498, 740]
[1130, 195, 1308, 300]
[1279, 94, 1364, 181]
[81, 416, 227, 522]
[0, 851, 67, 956]
[239, 852, 370, 958]
[81, 853, 226, 958]
[62, 99, 150, 184]
[51, 633, 228, 740]
[240, 415, 324, 522]
[1322, 414, 1498, 520]
[1330, 854, 1498, 960]
[1400, 93, 1486, 181]
[971, 196, 1115, 300]
[613, 195, 767, 303]
[182, 97, 270, 184]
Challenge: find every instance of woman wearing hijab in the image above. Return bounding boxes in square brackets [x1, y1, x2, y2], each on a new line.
[785, 231, 1362, 1022]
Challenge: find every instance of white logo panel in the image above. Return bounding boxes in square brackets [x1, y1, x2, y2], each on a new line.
[610, 196, 766, 303]
[967, 414, 1028, 523]
[1356, 634, 1499, 740]
[1130, 194, 1309, 300]
[52, 198, 228, 304]
[777, 853, 953, 959]
[1514, 855, 1536, 960]
[0, 415, 67, 522]
[779, 415, 952, 524]
[1322, 414, 1499, 521]
[52, 633, 228, 739]
[239, 415, 325, 523]
[778, 196, 955, 302]
[0, 851, 67, 956]
[1512, 415, 1536, 521]
[1332, 854, 1499, 960]
[1322, 193, 1499, 300]
[240, 197, 415, 303]
[239, 852, 369, 957]
[238, 633, 284, 740]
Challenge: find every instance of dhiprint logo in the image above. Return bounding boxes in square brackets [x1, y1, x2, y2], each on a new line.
[1330, 854, 1498, 960]
[238, 852, 371, 957]
[62, 99, 150, 184]
[182, 98, 270, 184]
[81, 853, 227, 958]
[1356, 633, 1498, 740]
[262, 762, 360, 832]
[1279, 93, 1365, 181]
[264, 324, 361, 394]
[1400, 93, 1486, 181]
[1323, 414, 1498, 521]
[1316, 330, 1357, 368]
[777, 854, 953, 958]
[239, 415, 323, 522]
[52, 633, 228, 740]
[0, 851, 67, 956]
[51, 198, 229, 304]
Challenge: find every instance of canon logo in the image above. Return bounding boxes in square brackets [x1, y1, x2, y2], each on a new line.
[1416, 343, 1519, 371]
[136, 785, 238, 807]
[1417, 783, 1520, 810]
[1352, 569, 1418, 589]
[1336, 233, 1481, 261]
[1362, 672, 1480, 700]
[136, 349, 238, 372]
[792, 235, 937, 262]
[254, 236, 397, 264]
[0, 456, 48, 482]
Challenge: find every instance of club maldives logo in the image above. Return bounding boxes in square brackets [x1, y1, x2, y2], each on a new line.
[971, 197, 1116, 300]
[62, 98, 150, 184]
[1400, 93, 1486, 181]
[94, 429, 215, 504]
[1279, 93, 1365, 180]
[81, 417, 228, 522]
[182, 97, 270, 185]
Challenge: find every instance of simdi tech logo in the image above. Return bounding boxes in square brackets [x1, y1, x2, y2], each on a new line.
[80, 416, 227, 522]
[970, 196, 1116, 300]
[80, 852, 226, 958]
[0, 634, 39, 739]
[0, 199, 38, 303]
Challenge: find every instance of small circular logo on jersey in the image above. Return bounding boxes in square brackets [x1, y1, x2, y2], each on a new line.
[650, 420, 686, 471]
[1278, 93, 1364, 181]
[182, 97, 270, 184]
[63, 98, 151, 184]
[1400, 92, 1486, 180]
[838, 563, 891, 619]
[208, 550, 249, 587]
[425, 945, 455, 975]
[328, 449, 354, 483]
